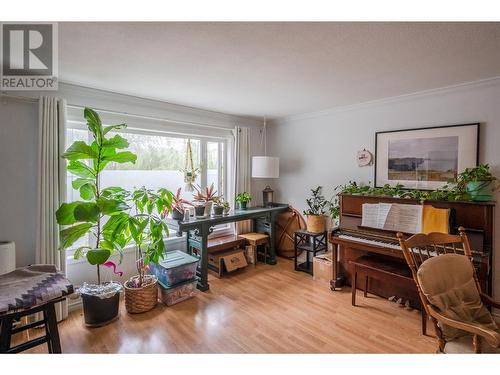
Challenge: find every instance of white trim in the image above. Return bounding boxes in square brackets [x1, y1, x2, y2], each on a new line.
[270, 76, 500, 125]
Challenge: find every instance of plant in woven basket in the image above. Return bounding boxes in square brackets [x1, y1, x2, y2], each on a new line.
[116, 187, 173, 314]
[126, 187, 173, 288]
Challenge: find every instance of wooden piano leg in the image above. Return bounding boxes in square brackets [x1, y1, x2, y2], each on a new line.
[330, 243, 339, 291]
[364, 276, 368, 298]
[351, 270, 357, 306]
[421, 310, 427, 336]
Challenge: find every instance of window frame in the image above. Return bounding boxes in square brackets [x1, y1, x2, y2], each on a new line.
[64, 118, 233, 263]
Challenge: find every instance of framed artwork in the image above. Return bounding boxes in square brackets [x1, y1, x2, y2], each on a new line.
[375, 123, 479, 190]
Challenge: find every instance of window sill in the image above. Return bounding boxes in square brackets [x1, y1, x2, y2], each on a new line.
[65, 235, 187, 265]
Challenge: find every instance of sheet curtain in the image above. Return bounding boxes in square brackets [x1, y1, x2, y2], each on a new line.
[36, 96, 68, 321]
[233, 126, 252, 234]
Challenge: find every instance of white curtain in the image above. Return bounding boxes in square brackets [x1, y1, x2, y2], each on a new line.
[36, 96, 68, 321]
[233, 126, 252, 234]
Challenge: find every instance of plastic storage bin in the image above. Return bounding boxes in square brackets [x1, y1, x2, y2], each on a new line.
[158, 279, 198, 306]
[148, 250, 199, 287]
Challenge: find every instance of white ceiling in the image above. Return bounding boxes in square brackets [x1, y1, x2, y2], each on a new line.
[59, 22, 500, 119]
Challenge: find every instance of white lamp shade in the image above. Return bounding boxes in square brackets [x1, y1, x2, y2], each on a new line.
[252, 156, 279, 178]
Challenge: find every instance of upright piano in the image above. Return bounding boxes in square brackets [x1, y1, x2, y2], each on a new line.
[329, 194, 494, 302]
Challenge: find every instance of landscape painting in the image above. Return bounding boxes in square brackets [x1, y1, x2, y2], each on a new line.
[375, 123, 479, 190]
[387, 136, 458, 182]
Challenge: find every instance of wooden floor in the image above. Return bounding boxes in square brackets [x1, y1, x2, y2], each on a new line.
[20, 258, 436, 353]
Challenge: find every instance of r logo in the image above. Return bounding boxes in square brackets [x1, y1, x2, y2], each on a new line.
[2, 24, 53, 75]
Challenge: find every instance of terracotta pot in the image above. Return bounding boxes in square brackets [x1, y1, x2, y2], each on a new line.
[306, 214, 326, 233]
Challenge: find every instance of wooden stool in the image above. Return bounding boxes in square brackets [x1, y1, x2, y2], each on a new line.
[350, 255, 427, 335]
[0, 298, 64, 353]
[238, 233, 270, 266]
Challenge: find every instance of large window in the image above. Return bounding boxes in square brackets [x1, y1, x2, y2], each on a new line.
[65, 124, 229, 249]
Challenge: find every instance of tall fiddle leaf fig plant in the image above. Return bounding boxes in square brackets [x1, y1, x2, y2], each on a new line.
[56, 108, 137, 284]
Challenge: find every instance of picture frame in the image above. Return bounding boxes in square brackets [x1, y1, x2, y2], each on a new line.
[375, 123, 479, 190]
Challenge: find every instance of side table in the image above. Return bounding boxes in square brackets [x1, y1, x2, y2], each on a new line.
[294, 230, 327, 275]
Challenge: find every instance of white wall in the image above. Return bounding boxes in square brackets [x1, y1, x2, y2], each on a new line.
[0, 97, 39, 267]
[268, 77, 500, 298]
[0, 83, 264, 272]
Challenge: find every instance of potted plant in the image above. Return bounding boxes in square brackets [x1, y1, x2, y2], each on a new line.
[235, 192, 251, 210]
[171, 187, 193, 220]
[56, 108, 137, 327]
[121, 187, 173, 314]
[456, 164, 498, 201]
[193, 183, 217, 216]
[303, 186, 329, 233]
[212, 196, 226, 216]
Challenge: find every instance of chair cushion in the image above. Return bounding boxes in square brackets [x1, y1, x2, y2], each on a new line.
[443, 335, 500, 354]
[417, 254, 497, 339]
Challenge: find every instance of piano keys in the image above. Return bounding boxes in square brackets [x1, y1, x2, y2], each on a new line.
[329, 194, 494, 297]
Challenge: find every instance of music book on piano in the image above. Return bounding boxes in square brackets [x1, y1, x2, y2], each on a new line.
[361, 203, 423, 234]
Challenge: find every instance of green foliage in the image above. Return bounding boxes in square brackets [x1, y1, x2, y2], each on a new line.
[328, 165, 499, 224]
[235, 192, 251, 203]
[56, 108, 137, 284]
[303, 186, 330, 216]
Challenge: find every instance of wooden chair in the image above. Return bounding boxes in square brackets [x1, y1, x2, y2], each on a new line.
[398, 227, 500, 353]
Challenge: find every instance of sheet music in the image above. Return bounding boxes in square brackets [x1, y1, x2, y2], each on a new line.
[361, 203, 423, 233]
[361, 204, 382, 228]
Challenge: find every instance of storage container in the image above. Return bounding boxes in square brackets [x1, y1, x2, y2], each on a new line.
[158, 278, 198, 306]
[148, 250, 199, 287]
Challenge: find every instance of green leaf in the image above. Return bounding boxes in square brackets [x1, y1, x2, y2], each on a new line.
[67, 160, 95, 179]
[101, 186, 126, 198]
[62, 141, 97, 160]
[102, 134, 129, 149]
[74, 246, 91, 260]
[84, 108, 103, 144]
[86, 249, 111, 265]
[96, 197, 129, 214]
[99, 240, 115, 251]
[73, 202, 99, 223]
[72, 178, 94, 190]
[103, 123, 126, 135]
[79, 183, 96, 200]
[102, 213, 130, 241]
[56, 202, 80, 225]
[59, 223, 92, 249]
[102, 151, 137, 164]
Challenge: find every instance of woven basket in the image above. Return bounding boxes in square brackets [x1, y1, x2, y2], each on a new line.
[124, 275, 158, 314]
[306, 214, 326, 233]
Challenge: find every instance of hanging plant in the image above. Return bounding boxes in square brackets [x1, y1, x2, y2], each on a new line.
[180, 139, 200, 192]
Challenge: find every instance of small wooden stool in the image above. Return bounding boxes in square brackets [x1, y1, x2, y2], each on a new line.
[238, 233, 270, 266]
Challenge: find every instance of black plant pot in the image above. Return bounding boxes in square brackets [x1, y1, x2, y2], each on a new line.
[194, 205, 206, 217]
[213, 206, 224, 216]
[239, 201, 248, 210]
[81, 285, 121, 328]
[172, 208, 184, 220]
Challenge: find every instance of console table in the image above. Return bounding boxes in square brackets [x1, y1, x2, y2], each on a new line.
[167, 204, 289, 291]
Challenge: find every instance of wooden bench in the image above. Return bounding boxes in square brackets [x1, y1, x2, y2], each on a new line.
[350, 255, 427, 335]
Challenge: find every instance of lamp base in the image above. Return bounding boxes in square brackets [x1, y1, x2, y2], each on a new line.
[262, 185, 274, 207]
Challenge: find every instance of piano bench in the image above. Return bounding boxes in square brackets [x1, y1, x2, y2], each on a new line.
[349, 255, 428, 336]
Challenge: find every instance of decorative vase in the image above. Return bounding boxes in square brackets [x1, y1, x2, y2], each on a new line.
[306, 214, 326, 233]
[204, 201, 213, 216]
[124, 275, 158, 314]
[213, 205, 224, 216]
[80, 281, 122, 327]
[466, 181, 493, 201]
[171, 208, 184, 220]
[239, 201, 248, 210]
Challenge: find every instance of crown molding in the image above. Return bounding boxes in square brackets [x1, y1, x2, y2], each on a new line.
[270, 76, 500, 126]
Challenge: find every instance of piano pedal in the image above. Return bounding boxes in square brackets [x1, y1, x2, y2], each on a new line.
[396, 297, 404, 307]
[404, 300, 413, 310]
[388, 295, 397, 302]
